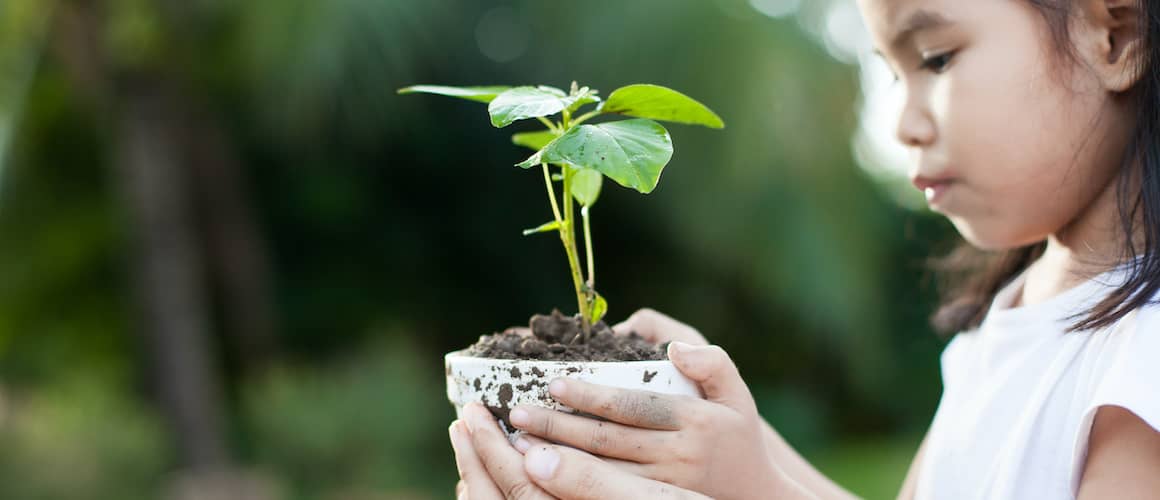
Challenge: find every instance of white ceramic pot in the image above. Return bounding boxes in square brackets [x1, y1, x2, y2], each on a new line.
[445, 350, 701, 435]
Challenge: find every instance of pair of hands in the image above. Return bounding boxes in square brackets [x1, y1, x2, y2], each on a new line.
[449, 309, 793, 499]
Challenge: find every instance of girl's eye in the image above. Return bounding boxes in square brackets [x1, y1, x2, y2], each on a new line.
[919, 51, 955, 73]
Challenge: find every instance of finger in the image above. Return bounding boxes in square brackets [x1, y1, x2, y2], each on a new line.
[525, 445, 710, 500]
[547, 378, 688, 430]
[512, 432, 550, 454]
[668, 343, 757, 414]
[509, 404, 670, 462]
[611, 308, 708, 345]
[463, 403, 552, 499]
[450, 420, 503, 500]
[601, 455, 653, 478]
[515, 432, 654, 479]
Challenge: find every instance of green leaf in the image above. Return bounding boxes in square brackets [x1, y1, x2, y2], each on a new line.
[511, 130, 557, 151]
[488, 86, 585, 128]
[396, 85, 512, 103]
[565, 86, 601, 114]
[570, 168, 603, 206]
[521, 220, 561, 236]
[601, 84, 724, 129]
[516, 119, 673, 194]
[588, 291, 608, 325]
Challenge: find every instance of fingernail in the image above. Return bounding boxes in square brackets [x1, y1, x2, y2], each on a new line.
[458, 491, 468, 500]
[510, 408, 530, 427]
[461, 407, 475, 433]
[548, 379, 567, 398]
[449, 421, 467, 449]
[670, 341, 691, 355]
[514, 436, 531, 453]
[525, 446, 560, 480]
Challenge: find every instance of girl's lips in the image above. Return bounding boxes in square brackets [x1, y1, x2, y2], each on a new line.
[911, 175, 956, 206]
[923, 181, 953, 205]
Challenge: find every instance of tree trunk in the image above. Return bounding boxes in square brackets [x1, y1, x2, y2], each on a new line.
[115, 83, 230, 469]
[54, 0, 231, 471]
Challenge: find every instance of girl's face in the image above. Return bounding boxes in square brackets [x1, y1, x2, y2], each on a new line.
[858, 0, 1136, 250]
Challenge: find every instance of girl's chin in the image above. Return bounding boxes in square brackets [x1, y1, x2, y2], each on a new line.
[950, 218, 1045, 251]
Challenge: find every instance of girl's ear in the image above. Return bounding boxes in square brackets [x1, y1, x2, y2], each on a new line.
[1075, 0, 1145, 92]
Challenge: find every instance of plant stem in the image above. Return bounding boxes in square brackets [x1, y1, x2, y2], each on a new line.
[560, 168, 591, 340]
[582, 205, 594, 287]
[572, 110, 600, 126]
[541, 163, 563, 224]
[536, 116, 558, 133]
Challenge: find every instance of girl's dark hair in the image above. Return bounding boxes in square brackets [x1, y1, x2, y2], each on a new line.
[932, 0, 1160, 335]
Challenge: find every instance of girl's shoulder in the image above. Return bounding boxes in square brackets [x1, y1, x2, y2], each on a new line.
[1068, 298, 1160, 492]
[1074, 296, 1160, 430]
[1043, 289, 1160, 414]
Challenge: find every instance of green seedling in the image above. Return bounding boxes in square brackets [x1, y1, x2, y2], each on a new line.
[399, 81, 723, 342]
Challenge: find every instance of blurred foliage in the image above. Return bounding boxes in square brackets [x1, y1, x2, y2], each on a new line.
[241, 339, 455, 498]
[807, 434, 924, 500]
[0, 0, 959, 497]
[0, 375, 168, 500]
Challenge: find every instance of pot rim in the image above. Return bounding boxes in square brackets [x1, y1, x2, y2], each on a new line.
[445, 349, 675, 367]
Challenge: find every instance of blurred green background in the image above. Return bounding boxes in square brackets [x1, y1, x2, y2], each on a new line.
[0, 0, 959, 498]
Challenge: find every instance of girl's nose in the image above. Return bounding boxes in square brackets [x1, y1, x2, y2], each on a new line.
[896, 100, 937, 148]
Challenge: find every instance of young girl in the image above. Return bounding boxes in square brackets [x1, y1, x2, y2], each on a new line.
[448, 0, 1160, 497]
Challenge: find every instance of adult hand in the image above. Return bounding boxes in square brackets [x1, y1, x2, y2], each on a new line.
[507, 341, 794, 499]
[452, 402, 709, 499]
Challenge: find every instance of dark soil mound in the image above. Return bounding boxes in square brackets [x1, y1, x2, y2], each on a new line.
[465, 309, 667, 361]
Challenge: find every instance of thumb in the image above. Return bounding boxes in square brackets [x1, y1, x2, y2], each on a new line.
[668, 342, 756, 414]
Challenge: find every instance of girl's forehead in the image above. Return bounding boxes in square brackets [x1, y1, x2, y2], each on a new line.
[858, 0, 963, 44]
[858, 0, 952, 29]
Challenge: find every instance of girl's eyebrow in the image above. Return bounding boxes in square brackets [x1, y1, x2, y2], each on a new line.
[889, 9, 951, 49]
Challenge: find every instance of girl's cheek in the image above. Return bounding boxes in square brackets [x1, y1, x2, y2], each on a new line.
[927, 75, 954, 125]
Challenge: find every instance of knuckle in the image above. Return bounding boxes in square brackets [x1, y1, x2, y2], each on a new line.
[586, 422, 612, 452]
[538, 412, 556, 438]
[674, 442, 702, 467]
[577, 385, 601, 412]
[505, 479, 539, 500]
[681, 405, 712, 429]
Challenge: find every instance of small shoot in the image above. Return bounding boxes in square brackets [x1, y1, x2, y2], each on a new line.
[399, 81, 723, 341]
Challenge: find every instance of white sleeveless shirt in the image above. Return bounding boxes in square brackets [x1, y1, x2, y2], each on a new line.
[915, 266, 1160, 499]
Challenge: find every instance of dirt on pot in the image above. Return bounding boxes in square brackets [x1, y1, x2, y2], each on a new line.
[465, 309, 668, 362]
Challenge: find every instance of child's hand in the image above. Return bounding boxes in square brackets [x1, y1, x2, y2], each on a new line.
[507, 341, 788, 499]
[452, 402, 707, 499]
[611, 308, 709, 346]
